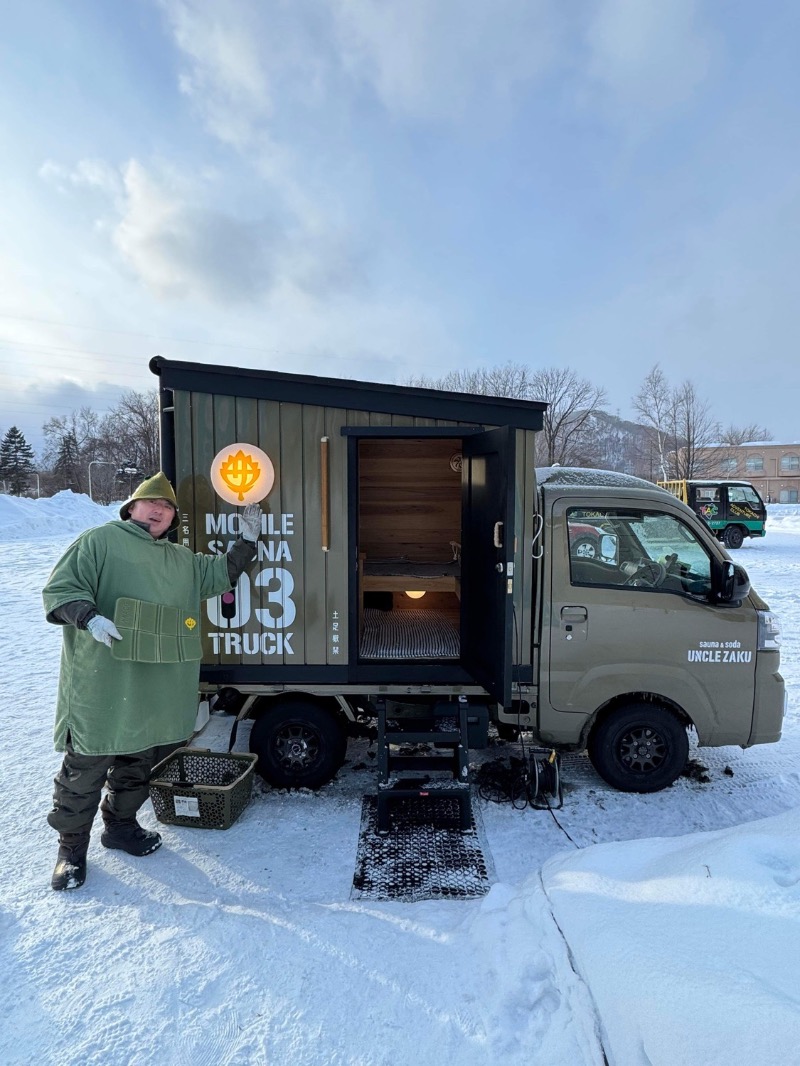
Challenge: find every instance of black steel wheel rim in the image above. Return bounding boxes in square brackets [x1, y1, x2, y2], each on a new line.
[617, 725, 667, 774]
[273, 722, 321, 771]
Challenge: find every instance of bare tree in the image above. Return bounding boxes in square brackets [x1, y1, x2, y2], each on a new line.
[39, 391, 159, 501]
[632, 365, 677, 481]
[408, 362, 533, 399]
[100, 389, 160, 477]
[716, 423, 773, 446]
[633, 366, 718, 480]
[671, 381, 717, 479]
[408, 363, 608, 466]
[41, 408, 103, 494]
[529, 367, 607, 466]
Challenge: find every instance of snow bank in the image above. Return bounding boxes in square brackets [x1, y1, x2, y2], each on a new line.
[0, 491, 120, 541]
[542, 808, 800, 1066]
[766, 503, 800, 532]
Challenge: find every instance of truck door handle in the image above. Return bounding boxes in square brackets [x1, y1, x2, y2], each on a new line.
[493, 521, 503, 548]
[561, 606, 588, 622]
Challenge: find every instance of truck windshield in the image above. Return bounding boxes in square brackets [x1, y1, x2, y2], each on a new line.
[568, 508, 713, 598]
[728, 485, 764, 509]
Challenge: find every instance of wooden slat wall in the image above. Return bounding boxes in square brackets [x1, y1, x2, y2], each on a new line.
[301, 404, 326, 664]
[173, 390, 536, 673]
[213, 395, 239, 668]
[358, 437, 462, 562]
[181, 396, 357, 669]
[276, 403, 304, 665]
[256, 398, 286, 665]
[325, 408, 349, 665]
[234, 397, 265, 664]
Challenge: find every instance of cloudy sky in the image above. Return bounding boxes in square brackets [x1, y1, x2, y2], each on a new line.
[2, 0, 799, 453]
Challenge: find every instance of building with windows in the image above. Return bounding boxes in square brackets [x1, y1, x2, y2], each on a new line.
[696, 442, 800, 503]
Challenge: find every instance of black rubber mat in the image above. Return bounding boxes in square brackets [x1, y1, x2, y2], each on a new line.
[351, 793, 494, 902]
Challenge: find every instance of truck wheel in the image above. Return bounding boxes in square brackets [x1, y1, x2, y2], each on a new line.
[587, 703, 689, 793]
[723, 525, 745, 549]
[249, 701, 347, 790]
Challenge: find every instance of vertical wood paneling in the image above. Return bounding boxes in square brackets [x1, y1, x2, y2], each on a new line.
[176, 384, 539, 678]
[358, 438, 462, 560]
[234, 398, 259, 459]
[278, 403, 305, 665]
[302, 405, 327, 663]
[325, 408, 348, 665]
[369, 411, 392, 427]
[233, 398, 261, 667]
[347, 410, 371, 429]
[213, 395, 239, 667]
[256, 399, 284, 666]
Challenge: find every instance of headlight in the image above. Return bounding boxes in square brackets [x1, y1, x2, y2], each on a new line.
[757, 611, 781, 651]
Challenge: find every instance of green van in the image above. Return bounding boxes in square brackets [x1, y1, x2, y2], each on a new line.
[658, 479, 767, 549]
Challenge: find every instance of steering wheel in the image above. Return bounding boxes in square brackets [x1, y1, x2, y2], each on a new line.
[623, 560, 668, 588]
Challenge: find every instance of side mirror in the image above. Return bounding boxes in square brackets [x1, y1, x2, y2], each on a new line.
[716, 561, 751, 604]
[600, 534, 618, 564]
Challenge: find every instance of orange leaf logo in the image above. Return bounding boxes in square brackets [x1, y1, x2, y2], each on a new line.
[220, 449, 260, 501]
[211, 442, 275, 505]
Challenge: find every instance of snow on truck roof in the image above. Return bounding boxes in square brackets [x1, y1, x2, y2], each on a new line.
[536, 467, 669, 492]
[683, 479, 758, 486]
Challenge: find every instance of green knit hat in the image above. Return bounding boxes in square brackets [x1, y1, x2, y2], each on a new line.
[120, 472, 179, 531]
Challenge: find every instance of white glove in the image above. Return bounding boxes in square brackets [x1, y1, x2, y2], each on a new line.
[240, 503, 262, 544]
[87, 615, 123, 647]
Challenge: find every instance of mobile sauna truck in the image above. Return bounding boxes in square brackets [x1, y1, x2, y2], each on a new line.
[151, 358, 785, 795]
[658, 479, 767, 549]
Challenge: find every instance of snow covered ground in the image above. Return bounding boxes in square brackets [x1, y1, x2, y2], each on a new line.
[1, 492, 800, 1065]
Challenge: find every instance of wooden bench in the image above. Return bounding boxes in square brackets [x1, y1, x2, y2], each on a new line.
[359, 546, 461, 628]
[360, 543, 461, 596]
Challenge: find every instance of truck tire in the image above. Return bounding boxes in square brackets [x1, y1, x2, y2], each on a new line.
[723, 525, 745, 549]
[587, 703, 689, 793]
[249, 700, 347, 790]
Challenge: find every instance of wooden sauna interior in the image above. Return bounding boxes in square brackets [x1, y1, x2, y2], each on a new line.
[357, 437, 463, 659]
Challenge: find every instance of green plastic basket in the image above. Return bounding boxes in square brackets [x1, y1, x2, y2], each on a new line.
[149, 748, 257, 830]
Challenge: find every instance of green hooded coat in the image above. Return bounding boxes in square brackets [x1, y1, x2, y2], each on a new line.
[43, 520, 232, 755]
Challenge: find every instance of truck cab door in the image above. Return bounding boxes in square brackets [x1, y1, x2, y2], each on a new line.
[460, 427, 515, 705]
[542, 494, 759, 746]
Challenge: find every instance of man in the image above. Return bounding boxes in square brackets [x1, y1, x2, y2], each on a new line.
[42, 471, 261, 891]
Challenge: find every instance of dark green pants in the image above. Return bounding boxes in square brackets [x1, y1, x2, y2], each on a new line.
[48, 738, 182, 836]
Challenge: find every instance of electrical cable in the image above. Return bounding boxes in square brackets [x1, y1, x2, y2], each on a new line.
[475, 751, 580, 847]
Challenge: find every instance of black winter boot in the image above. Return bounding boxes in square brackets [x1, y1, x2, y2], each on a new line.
[51, 832, 90, 891]
[100, 819, 162, 857]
